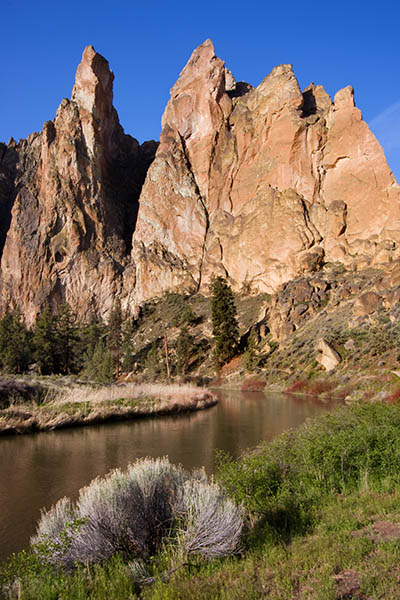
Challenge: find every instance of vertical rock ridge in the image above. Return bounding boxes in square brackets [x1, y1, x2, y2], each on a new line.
[129, 41, 400, 307]
[0, 46, 157, 323]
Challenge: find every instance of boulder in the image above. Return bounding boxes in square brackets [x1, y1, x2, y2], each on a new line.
[353, 292, 381, 317]
[316, 338, 341, 371]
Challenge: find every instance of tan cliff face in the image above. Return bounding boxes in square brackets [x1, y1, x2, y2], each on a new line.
[0, 46, 157, 324]
[0, 41, 399, 321]
[131, 40, 400, 307]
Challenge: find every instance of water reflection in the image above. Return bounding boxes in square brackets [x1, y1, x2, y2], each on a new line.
[0, 390, 335, 563]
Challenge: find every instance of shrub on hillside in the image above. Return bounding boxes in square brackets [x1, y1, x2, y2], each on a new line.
[284, 380, 309, 394]
[308, 379, 335, 397]
[386, 387, 400, 404]
[241, 378, 266, 392]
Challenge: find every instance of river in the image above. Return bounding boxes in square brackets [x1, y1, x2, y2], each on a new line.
[0, 389, 336, 563]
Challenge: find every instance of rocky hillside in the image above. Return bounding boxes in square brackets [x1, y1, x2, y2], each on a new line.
[0, 40, 399, 327]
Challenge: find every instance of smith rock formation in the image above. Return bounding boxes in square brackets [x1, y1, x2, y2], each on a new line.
[0, 46, 156, 324]
[129, 39, 400, 307]
[0, 40, 399, 321]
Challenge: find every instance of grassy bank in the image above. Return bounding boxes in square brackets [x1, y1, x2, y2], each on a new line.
[0, 382, 217, 435]
[2, 401, 400, 598]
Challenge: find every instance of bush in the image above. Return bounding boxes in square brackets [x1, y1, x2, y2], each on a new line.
[217, 403, 400, 523]
[284, 380, 309, 394]
[386, 386, 400, 404]
[241, 378, 266, 392]
[31, 458, 244, 570]
[308, 379, 336, 397]
[179, 479, 244, 558]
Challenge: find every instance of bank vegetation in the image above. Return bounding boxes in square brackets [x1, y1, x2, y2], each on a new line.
[0, 382, 217, 435]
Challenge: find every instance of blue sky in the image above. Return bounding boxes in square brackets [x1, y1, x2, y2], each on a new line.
[2, 0, 399, 180]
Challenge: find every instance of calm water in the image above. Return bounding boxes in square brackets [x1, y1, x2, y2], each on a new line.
[0, 389, 335, 563]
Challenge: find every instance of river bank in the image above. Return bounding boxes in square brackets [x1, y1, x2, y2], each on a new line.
[3, 401, 400, 599]
[0, 381, 217, 435]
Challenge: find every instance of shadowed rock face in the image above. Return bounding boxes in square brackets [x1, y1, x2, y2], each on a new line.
[0, 46, 157, 324]
[1, 40, 399, 321]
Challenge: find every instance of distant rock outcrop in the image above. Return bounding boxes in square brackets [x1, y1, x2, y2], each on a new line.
[0, 40, 399, 321]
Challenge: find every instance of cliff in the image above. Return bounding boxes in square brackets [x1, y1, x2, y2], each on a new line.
[130, 39, 400, 307]
[0, 46, 156, 324]
[1, 41, 399, 322]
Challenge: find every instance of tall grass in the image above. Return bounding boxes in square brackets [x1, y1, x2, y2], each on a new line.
[51, 383, 213, 406]
[0, 383, 217, 434]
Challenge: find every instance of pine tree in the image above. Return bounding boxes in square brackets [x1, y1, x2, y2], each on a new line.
[85, 340, 114, 383]
[121, 318, 136, 373]
[0, 311, 32, 373]
[81, 314, 107, 366]
[54, 303, 80, 374]
[244, 328, 260, 372]
[144, 341, 161, 376]
[107, 299, 122, 378]
[33, 305, 58, 374]
[211, 276, 239, 368]
[176, 326, 195, 375]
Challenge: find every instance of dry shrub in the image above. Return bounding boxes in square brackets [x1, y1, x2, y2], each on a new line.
[220, 356, 243, 377]
[241, 378, 266, 392]
[309, 380, 336, 397]
[336, 385, 353, 401]
[386, 387, 400, 404]
[53, 383, 211, 406]
[179, 479, 244, 558]
[32, 458, 243, 570]
[284, 380, 309, 394]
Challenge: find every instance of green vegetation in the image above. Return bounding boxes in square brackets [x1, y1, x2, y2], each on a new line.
[211, 276, 239, 367]
[3, 402, 400, 598]
[0, 311, 31, 373]
[176, 326, 195, 375]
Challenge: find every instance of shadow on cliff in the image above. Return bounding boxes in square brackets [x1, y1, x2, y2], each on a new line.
[0, 143, 18, 261]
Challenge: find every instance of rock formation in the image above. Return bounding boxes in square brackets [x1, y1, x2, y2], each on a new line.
[0, 40, 399, 322]
[130, 39, 400, 307]
[0, 46, 156, 324]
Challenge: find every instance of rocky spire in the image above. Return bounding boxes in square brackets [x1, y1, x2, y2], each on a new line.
[71, 45, 114, 118]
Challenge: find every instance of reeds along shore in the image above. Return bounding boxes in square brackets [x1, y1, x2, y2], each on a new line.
[0, 383, 218, 435]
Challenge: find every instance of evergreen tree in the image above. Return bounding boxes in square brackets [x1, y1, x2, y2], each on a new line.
[144, 341, 161, 376]
[244, 328, 260, 372]
[85, 340, 114, 383]
[211, 276, 239, 368]
[32, 305, 58, 374]
[176, 326, 195, 375]
[54, 303, 80, 374]
[121, 318, 136, 373]
[81, 314, 107, 366]
[107, 299, 122, 378]
[0, 311, 32, 373]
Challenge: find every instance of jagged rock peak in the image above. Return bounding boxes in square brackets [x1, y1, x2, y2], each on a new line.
[71, 45, 114, 117]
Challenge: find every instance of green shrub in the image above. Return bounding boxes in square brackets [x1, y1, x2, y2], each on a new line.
[217, 403, 400, 523]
